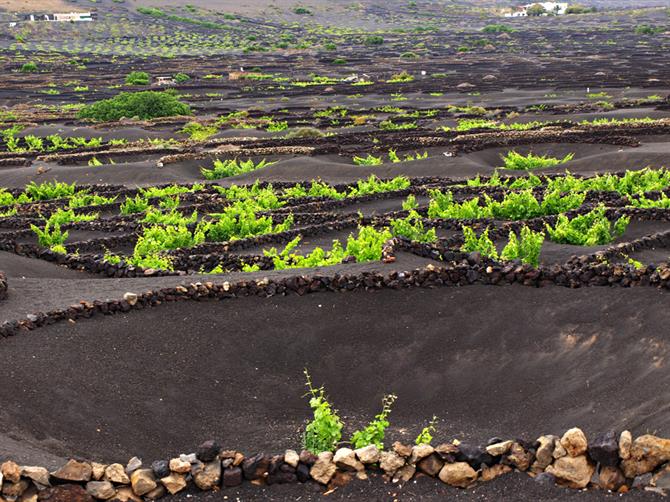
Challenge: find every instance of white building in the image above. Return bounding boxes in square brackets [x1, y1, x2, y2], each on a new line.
[23, 12, 94, 22]
[504, 2, 569, 17]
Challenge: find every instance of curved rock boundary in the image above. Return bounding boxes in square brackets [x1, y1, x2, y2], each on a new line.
[2, 428, 669, 500]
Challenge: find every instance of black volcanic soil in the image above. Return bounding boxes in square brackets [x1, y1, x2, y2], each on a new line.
[1, 285, 667, 474]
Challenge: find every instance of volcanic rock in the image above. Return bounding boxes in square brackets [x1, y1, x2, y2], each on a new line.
[22, 466, 50, 487]
[355, 445, 380, 465]
[589, 431, 619, 467]
[196, 440, 221, 463]
[104, 464, 130, 484]
[193, 460, 221, 490]
[597, 466, 626, 491]
[2, 461, 21, 483]
[51, 460, 92, 482]
[545, 455, 594, 489]
[150, 460, 170, 479]
[379, 451, 405, 474]
[130, 469, 156, 496]
[90, 463, 106, 481]
[85, 481, 115, 500]
[242, 453, 269, 481]
[560, 428, 588, 457]
[125, 457, 142, 474]
[37, 484, 93, 502]
[486, 440, 512, 457]
[417, 453, 444, 477]
[409, 444, 434, 464]
[392, 442, 412, 458]
[284, 450, 299, 468]
[534, 435, 557, 470]
[168, 458, 190, 474]
[334, 448, 364, 472]
[223, 467, 243, 487]
[481, 463, 512, 481]
[310, 452, 336, 485]
[619, 431, 632, 460]
[438, 462, 478, 487]
[393, 464, 415, 483]
[2, 479, 29, 498]
[622, 435, 670, 477]
[160, 473, 187, 494]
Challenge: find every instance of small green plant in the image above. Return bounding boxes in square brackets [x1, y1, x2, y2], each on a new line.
[25, 181, 76, 200]
[402, 194, 418, 210]
[461, 226, 498, 258]
[390, 211, 437, 243]
[30, 220, 68, 248]
[125, 71, 150, 85]
[88, 157, 103, 166]
[353, 154, 383, 166]
[501, 151, 574, 170]
[499, 227, 545, 267]
[350, 394, 397, 449]
[174, 73, 191, 83]
[120, 195, 150, 215]
[545, 206, 630, 246]
[303, 369, 343, 454]
[181, 121, 218, 141]
[415, 416, 437, 445]
[201, 158, 274, 180]
[20, 62, 38, 73]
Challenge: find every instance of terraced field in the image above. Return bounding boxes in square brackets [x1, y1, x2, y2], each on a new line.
[1, 0, 670, 501]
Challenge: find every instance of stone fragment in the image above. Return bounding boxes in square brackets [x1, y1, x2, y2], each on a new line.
[379, 451, 405, 475]
[196, 440, 221, 463]
[85, 481, 115, 500]
[193, 461, 221, 490]
[632, 473, 652, 489]
[534, 472, 556, 486]
[545, 455, 595, 489]
[241, 453, 269, 481]
[534, 436, 557, 470]
[457, 444, 494, 469]
[123, 293, 138, 306]
[168, 458, 190, 474]
[125, 457, 142, 474]
[622, 435, 670, 477]
[560, 428, 588, 458]
[327, 471, 353, 490]
[417, 453, 444, 477]
[21, 466, 50, 486]
[19, 484, 38, 502]
[392, 442, 412, 458]
[598, 466, 626, 491]
[296, 464, 310, 483]
[179, 453, 196, 464]
[438, 462, 478, 488]
[298, 451, 317, 467]
[589, 431, 619, 467]
[409, 444, 434, 464]
[144, 484, 165, 500]
[2, 479, 29, 498]
[506, 442, 533, 472]
[51, 460, 92, 482]
[486, 440, 513, 457]
[2, 461, 21, 483]
[619, 431, 632, 460]
[355, 445, 380, 465]
[112, 487, 142, 502]
[553, 441, 567, 459]
[392, 465, 415, 483]
[309, 452, 336, 485]
[36, 484, 93, 502]
[481, 463, 512, 482]
[333, 448, 364, 472]
[222, 467, 243, 487]
[434, 443, 459, 462]
[130, 469, 156, 496]
[104, 464, 130, 484]
[284, 450, 299, 468]
[150, 460, 170, 479]
[90, 463, 106, 481]
[159, 473, 187, 495]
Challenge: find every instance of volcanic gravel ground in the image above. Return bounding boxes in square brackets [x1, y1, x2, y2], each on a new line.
[1, 285, 667, 473]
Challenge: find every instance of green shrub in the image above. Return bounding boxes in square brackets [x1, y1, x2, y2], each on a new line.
[201, 158, 273, 180]
[20, 62, 38, 73]
[545, 206, 630, 246]
[30, 220, 68, 248]
[120, 195, 150, 215]
[501, 151, 574, 170]
[415, 416, 437, 445]
[303, 369, 342, 454]
[350, 394, 397, 449]
[25, 181, 76, 200]
[353, 154, 383, 166]
[125, 71, 150, 85]
[174, 72, 191, 83]
[500, 227, 545, 267]
[181, 122, 218, 141]
[390, 211, 437, 243]
[482, 24, 515, 33]
[78, 91, 191, 122]
[364, 35, 384, 45]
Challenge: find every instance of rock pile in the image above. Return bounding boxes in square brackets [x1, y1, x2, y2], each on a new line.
[2, 429, 670, 500]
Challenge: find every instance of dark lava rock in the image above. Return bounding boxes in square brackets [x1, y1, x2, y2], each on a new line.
[457, 443, 495, 469]
[296, 463, 311, 483]
[38, 485, 93, 502]
[534, 472, 556, 486]
[633, 473, 653, 489]
[151, 460, 170, 479]
[588, 431, 619, 467]
[223, 467, 243, 487]
[417, 453, 444, 477]
[299, 450, 317, 467]
[197, 440, 222, 463]
[242, 453, 269, 480]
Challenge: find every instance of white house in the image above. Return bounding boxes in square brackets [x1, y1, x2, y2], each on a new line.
[23, 12, 94, 22]
[504, 2, 569, 17]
